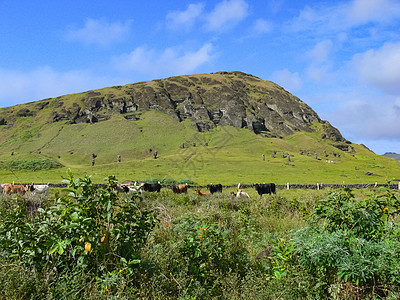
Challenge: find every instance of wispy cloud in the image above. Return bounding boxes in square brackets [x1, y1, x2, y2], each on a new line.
[166, 3, 205, 30]
[65, 18, 133, 47]
[0, 67, 112, 107]
[205, 0, 249, 31]
[307, 39, 333, 63]
[112, 43, 214, 76]
[271, 69, 302, 92]
[288, 0, 400, 34]
[305, 39, 335, 81]
[252, 18, 273, 34]
[268, 0, 284, 15]
[346, 0, 400, 26]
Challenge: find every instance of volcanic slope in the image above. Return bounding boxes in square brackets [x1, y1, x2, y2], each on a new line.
[0, 71, 398, 184]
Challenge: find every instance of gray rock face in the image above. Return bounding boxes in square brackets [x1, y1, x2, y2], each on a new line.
[2, 71, 347, 143]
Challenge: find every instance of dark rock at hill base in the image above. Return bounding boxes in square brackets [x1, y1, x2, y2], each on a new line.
[1, 71, 350, 148]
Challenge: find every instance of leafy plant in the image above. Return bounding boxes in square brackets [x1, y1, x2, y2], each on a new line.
[0, 170, 158, 279]
[178, 219, 229, 283]
[293, 186, 400, 297]
[266, 237, 295, 280]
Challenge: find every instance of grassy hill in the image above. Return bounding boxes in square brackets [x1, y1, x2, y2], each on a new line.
[0, 110, 398, 185]
[0, 72, 399, 185]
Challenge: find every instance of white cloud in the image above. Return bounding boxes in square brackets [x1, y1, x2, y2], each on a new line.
[253, 18, 273, 34]
[351, 42, 400, 95]
[331, 100, 400, 141]
[65, 18, 133, 47]
[288, 0, 400, 33]
[346, 0, 400, 25]
[205, 0, 249, 31]
[305, 40, 335, 81]
[271, 69, 302, 92]
[166, 3, 205, 30]
[306, 65, 332, 82]
[0, 67, 112, 107]
[308, 40, 333, 62]
[112, 43, 214, 76]
[314, 87, 400, 154]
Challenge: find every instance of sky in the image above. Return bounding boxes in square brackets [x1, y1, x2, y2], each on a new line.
[0, 0, 399, 155]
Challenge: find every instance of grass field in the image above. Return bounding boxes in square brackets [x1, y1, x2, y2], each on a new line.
[0, 111, 399, 185]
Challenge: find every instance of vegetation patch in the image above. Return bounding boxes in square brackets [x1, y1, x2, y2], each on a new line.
[0, 174, 399, 298]
[141, 178, 195, 185]
[5, 157, 63, 171]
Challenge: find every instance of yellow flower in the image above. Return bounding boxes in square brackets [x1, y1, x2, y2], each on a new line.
[85, 242, 91, 252]
[199, 236, 202, 239]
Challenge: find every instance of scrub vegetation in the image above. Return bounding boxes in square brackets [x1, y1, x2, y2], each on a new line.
[0, 173, 399, 299]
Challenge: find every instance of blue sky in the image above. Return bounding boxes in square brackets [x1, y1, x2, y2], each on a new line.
[1, 0, 400, 154]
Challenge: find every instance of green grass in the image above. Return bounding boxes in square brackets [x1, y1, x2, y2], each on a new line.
[0, 110, 399, 185]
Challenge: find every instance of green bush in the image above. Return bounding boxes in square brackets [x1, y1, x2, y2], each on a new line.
[293, 186, 400, 298]
[0, 170, 158, 281]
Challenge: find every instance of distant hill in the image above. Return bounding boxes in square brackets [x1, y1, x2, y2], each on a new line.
[383, 152, 400, 161]
[0, 71, 398, 184]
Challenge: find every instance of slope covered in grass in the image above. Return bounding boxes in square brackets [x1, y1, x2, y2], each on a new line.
[0, 110, 398, 184]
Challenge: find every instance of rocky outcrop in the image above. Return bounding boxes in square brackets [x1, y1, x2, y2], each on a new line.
[0, 71, 348, 143]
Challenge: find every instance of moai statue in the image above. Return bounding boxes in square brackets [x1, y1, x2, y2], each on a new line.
[91, 153, 97, 166]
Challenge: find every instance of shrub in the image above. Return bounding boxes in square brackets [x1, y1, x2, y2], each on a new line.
[0, 171, 158, 280]
[293, 186, 400, 297]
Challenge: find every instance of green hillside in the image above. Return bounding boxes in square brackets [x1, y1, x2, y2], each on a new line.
[0, 110, 398, 185]
[0, 72, 399, 184]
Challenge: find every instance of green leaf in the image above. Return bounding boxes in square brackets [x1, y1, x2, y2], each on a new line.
[71, 212, 79, 221]
[128, 259, 141, 266]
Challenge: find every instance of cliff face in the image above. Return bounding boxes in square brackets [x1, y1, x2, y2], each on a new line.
[0, 71, 347, 143]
